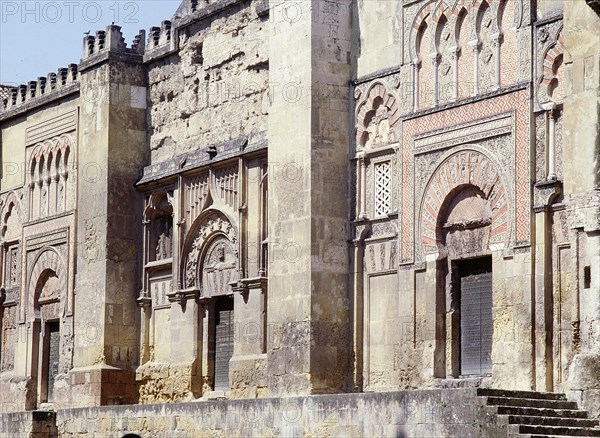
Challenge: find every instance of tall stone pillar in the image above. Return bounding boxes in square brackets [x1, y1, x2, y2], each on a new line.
[267, 0, 351, 395]
[69, 25, 147, 406]
[563, 1, 600, 417]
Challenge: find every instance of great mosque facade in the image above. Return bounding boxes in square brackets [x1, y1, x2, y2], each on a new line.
[0, 0, 599, 436]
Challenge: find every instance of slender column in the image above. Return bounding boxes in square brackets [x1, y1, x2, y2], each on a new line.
[37, 178, 44, 218]
[450, 47, 460, 101]
[431, 53, 440, 106]
[44, 176, 51, 217]
[61, 170, 69, 211]
[238, 157, 246, 280]
[175, 175, 185, 290]
[0, 240, 5, 290]
[492, 34, 502, 90]
[28, 182, 35, 221]
[352, 239, 364, 391]
[548, 107, 557, 181]
[358, 153, 367, 219]
[411, 59, 420, 112]
[469, 40, 481, 96]
[258, 166, 268, 277]
[52, 174, 60, 215]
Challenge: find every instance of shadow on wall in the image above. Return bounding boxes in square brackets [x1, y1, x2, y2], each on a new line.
[122, 435, 142, 438]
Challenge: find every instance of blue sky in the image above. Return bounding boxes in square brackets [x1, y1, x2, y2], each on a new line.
[0, 1, 179, 85]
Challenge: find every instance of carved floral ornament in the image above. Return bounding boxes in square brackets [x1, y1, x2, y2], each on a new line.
[183, 212, 237, 290]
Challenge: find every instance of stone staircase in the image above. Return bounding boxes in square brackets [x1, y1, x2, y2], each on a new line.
[478, 388, 600, 437]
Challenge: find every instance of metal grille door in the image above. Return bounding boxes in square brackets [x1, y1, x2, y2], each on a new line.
[461, 271, 493, 375]
[214, 298, 234, 391]
[47, 322, 60, 402]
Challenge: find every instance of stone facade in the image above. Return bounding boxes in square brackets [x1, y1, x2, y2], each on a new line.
[0, 0, 599, 434]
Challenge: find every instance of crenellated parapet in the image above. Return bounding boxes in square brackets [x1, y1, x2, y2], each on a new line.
[82, 24, 145, 60]
[0, 64, 78, 116]
[144, 20, 174, 62]
[1, 0, 255, 117]
[79, 24, 145, 72]
[148, 21, 172, 50]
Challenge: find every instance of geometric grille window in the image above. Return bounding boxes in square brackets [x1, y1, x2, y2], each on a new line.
[374, 161, 391, 216]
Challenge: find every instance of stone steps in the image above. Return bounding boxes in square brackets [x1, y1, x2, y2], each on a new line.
[508, 415, 599, 428]
[479, 388, 600, 438]
[497, 406, 589, 419]
[487, 396, 578, 410]
[478, 388, 568, 401]
[519, 425, 600, 436]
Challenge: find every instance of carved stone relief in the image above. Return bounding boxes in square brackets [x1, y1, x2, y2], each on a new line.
[443, 186, 493, 258]
[151, 278, 172, 308]
[355, 82, 400, 154]
[59, 316, 74, 374]
[477, 3, 499, 93]
[555, 111, 563, 179]
[1, 306, 17, 371]
[5, 245, 20, 291]
[535, 112, 547, 182]
[184, 214, 237, 288]
[214, 164, 239, 211]
[364, 239, 397, 274]
[361, 102, 396, 150]
[437, 18, 454, 104]
[155, 216, 173, 260]
[201, 236, 238, 297]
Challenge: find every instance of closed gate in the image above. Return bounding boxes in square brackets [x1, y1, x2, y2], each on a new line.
[460, 261, 493, 375]
[214, 297, 234, 391]
[46, 321, 60, 402]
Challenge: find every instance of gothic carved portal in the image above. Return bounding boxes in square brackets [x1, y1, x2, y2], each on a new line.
[183, 213, 238, 295]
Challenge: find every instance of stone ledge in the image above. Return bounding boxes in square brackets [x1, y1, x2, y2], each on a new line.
[137, 131, 267, 186]
[48, 388, 509, 437]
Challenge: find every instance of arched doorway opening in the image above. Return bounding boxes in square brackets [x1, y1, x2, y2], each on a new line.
[441, 185, 494, 378]
[201, 235, 238, 392]
[32, 268, 62, 405]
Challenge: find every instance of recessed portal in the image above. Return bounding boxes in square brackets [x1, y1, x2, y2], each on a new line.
[458, 257, 493, 376]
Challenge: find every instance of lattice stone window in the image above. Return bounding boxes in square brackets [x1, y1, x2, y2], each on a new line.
[374, 161, 391, 216]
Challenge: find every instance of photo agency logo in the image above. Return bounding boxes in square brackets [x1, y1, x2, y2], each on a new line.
[1, 1, 140, 25]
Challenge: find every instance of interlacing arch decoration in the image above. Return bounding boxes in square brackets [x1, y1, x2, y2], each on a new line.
[538, 28, 564, 106]
[28, 134, 72, 220]
[1, 191, 22, 240]
[409, 0, 519, 110]
[355, 82, 400, 150]
[419, 148, 511, 256]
